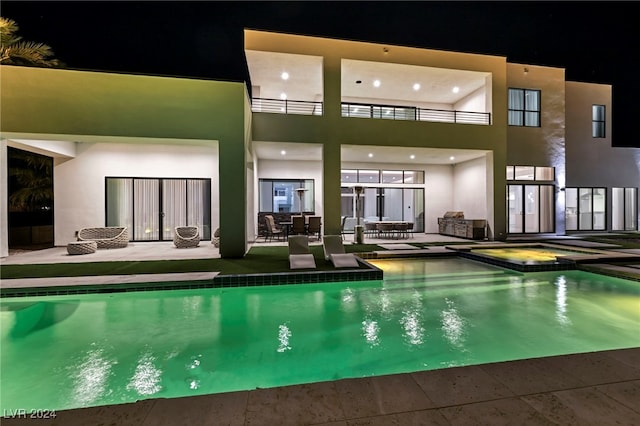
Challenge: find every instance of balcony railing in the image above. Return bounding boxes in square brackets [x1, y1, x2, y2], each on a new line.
[251, 98, 323, 115]
[250, 98, 491, 125]
[341, 102, 491, 125]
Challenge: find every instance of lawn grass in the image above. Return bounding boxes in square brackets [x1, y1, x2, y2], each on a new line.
[1, 243, 378, 280]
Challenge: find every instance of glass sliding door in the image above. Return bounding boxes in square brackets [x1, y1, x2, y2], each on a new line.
[187, 179, 212, 240]
[578, 188, 593, 230]
[612, 187, 638, 231]
[404, 188, 424, 232]
[566, 187, 606, 231]
[162, 180, 187, 240]
[524, 185, 540, 233]
[539, 185, 555, 232]
[106, 177, 211, 241]
[135, 179, 160, 241]
[626, 188, 638, 230]
[106, 178, 133, 233]
[508, 185, 523, 233]
[340, 186, 425, 232]
[508, 184, 554, 234]
[593, 188, 606, 230]
[382, 188, 403, 221]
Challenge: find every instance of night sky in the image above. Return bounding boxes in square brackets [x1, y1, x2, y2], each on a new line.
[2, 1, 638, 147]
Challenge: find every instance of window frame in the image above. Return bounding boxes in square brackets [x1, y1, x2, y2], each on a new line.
[508, 88, 541, 127]
[258, 178, 315, 214]
[592, 104, 606, 138]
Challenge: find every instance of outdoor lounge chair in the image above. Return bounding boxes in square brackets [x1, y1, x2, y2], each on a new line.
[77, 226, 128, 249]
[288, 235, 316, 269]
[174, 226, 200, 248]
[323, 235, 360, 268]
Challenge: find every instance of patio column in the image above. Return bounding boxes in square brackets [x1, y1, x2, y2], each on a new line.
[0, 139, 8, 257]
[323, 142, 341, 235]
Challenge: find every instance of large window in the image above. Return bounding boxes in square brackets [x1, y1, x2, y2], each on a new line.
[259, 179, 314, 213]
[612, 187, 638, 231]
[565, 187, 606, 231]
[592, 105, 606, 138]
[508, 88, 540, 127]
[106, 177, 211, 241]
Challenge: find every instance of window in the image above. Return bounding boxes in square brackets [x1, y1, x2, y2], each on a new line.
[341, 169, 424, 184]
[259, 179, 314, 213]
[592, 105, 606, 138]
[508, 88, 540, 127]
[506, 166, 554, 181]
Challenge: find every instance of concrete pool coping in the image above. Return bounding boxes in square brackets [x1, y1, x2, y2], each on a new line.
[3, 243, 640, 297]
[3, 347, 638, 425]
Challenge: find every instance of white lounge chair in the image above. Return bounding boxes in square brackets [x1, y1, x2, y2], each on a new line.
[288, 235, 316, 269]
[323, 235, 360, 268]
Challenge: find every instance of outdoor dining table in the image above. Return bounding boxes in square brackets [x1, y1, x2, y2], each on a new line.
[279, 221, 294, 237]
[368, 221, 413, 239]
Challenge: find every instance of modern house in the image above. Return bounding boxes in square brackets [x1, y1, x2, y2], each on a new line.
[1, 29, 638, 258]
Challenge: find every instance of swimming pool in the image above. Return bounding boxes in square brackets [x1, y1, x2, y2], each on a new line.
[1, 257, 639, 412]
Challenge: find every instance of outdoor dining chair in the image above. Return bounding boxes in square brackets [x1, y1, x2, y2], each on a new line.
[291, 215, 306, 235]
[264, 215, 284, 241]
[307, 216, 322, 240]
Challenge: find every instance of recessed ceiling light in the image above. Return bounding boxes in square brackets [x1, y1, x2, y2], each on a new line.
[452, 86, 460, 93]
[413, 83, 420, 91]
[281, 150, 286, 155]
[373, 80, 381, 88]
[449, 156, 455, 161]
[410, 154, 416, 159]
[368, 153, 374, 158]
[280, 92, 287, 100]
[281, 72, 289, 80]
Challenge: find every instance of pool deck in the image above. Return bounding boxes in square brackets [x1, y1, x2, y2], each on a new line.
[2, 234, 639, 424]
[3, 347, 639, 425]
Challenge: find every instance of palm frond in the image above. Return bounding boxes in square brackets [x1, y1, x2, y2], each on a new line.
[0, 16, 63, 67]
[0, 17, 22, 46]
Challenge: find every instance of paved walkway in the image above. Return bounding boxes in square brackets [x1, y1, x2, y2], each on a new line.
[3, 348, 639, 425]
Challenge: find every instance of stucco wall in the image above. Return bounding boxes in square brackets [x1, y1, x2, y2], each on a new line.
[565, 81, 640, 230]
[54, 142, 219, 245]
[453, 156, 488, 220]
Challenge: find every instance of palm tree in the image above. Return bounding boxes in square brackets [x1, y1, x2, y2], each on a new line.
[8, 148, 53, 213]
[0, 17, 62, 67]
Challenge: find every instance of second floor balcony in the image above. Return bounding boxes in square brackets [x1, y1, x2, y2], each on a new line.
[251, 97, 491, 125]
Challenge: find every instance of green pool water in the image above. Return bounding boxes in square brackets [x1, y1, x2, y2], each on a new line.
[1, 257, 639, 412]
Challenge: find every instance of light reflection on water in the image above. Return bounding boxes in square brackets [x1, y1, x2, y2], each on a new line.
[1, 259, 639, 412]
